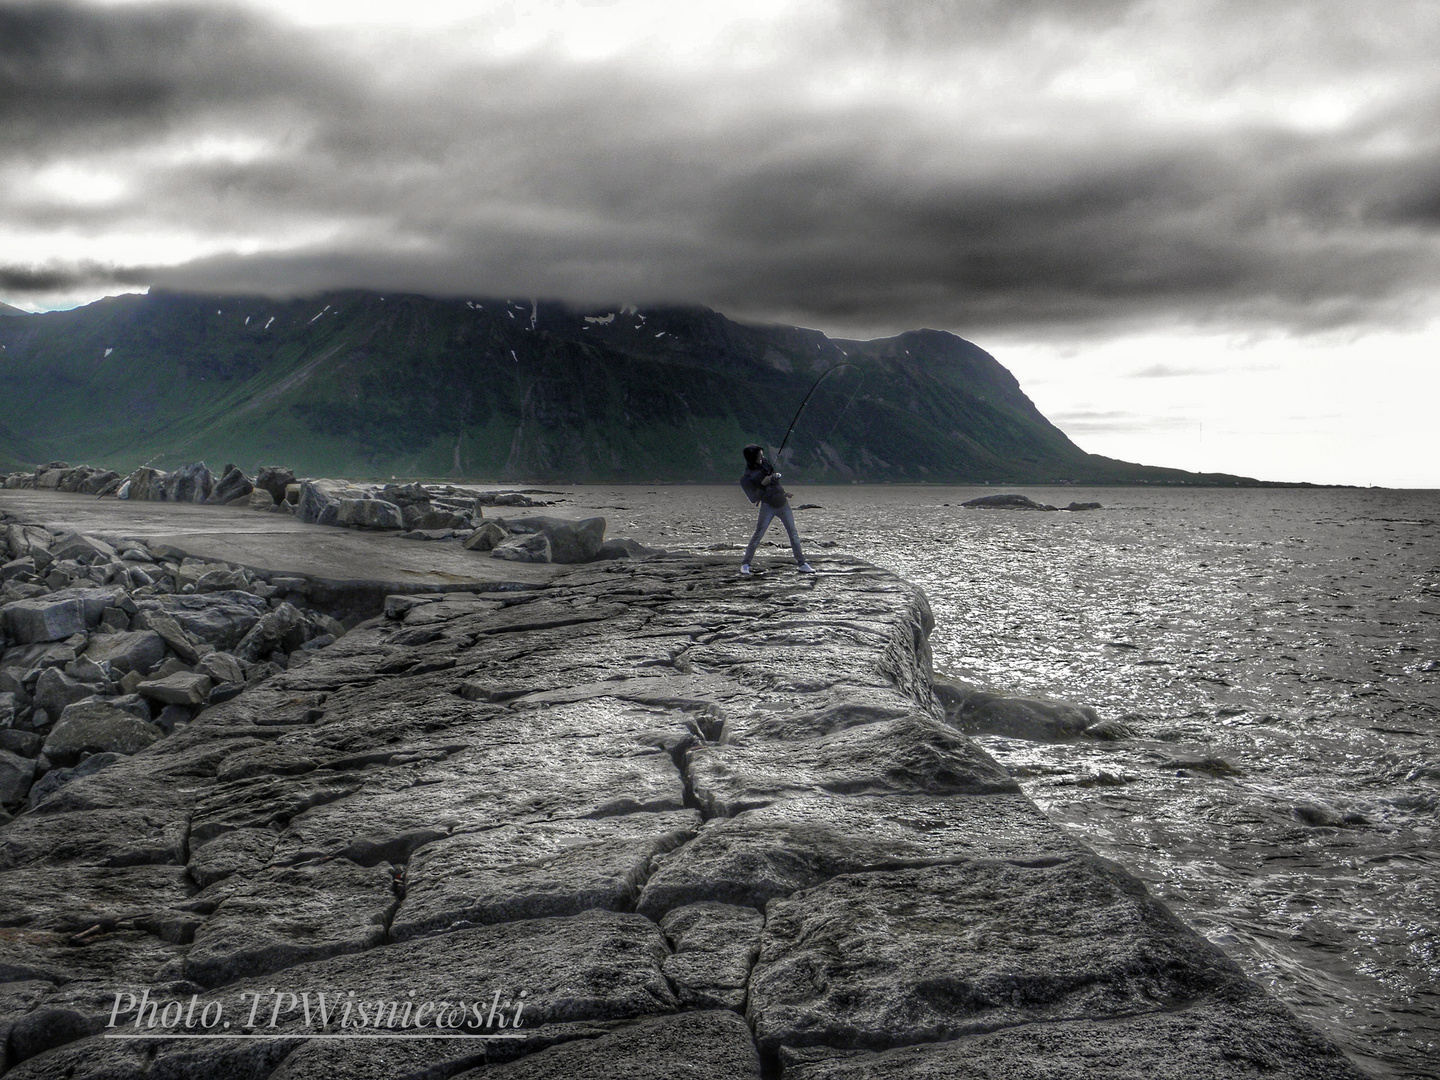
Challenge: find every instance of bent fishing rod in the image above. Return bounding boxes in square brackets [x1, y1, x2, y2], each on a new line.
[776, 361, 863, 459]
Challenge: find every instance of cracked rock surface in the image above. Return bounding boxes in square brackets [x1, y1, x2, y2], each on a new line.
[0, 556, 1364, 1078]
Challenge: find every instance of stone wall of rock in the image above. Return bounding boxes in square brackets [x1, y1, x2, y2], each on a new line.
[0, 555, 1364, 1078]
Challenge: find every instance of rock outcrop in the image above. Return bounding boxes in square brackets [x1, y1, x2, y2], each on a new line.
[0, 552, 1364, 1078]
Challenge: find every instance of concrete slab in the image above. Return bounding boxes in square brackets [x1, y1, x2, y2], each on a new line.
[0, 490, 562, 593]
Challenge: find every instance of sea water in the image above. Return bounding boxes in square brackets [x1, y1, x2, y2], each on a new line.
[557, 483, 1439, 1078]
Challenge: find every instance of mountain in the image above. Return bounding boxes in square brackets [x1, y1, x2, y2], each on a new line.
[0, 301, 30, 317]
[0, 289, 1257, 484]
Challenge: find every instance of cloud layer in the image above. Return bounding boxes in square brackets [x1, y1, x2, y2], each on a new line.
[4, 0, 1439, 338]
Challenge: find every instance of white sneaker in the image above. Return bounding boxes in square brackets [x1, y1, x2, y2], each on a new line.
[740, 563, 752, 576]
[797, 562, 816, 574]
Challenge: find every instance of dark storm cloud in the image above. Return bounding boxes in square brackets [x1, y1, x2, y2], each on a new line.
[5, 0, 1440, 338]
[0, 262, 152, 293]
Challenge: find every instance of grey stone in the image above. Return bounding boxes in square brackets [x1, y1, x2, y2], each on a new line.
[0, 806, 188, 869]
[504, 514, 606, 563]
[1, 597, 85, 643]
[48, 533, 117, 565]
[1, 556, 37, 582]
[688, 714, 1018, 817]
[4, 523, 52, 560]
[638, 793, 1081, 918]
[233, 602, 307, 662]
[0, 748, 36, 803]
[463, 1011, 762, 1080]
[777, 996, 1367, 1080]
[32, 667, 101, 718]
[136, 671, 212, 706]
[405, 507, 469, 530]
[660, 902, 763, 1010]
[598, 537, 665, 560]
[462, 520, 509, 551]
[153, 704, 193, 732]
[747, 858, 1250, 1054]
[960, 493, 1057, 510]
[83, 630, 166, 674]
[162, 460, 214, 502]
[492, 531, 552, 562]
[207, 463, 254, 504]
[0, 727, 42, 757]
[42, 702, 163, 766]
[138, 591, 268, 649]
[335, 498, 404, 530]
[194, 567, 251, 592]
[195, 650, 245, 687]
[937, 680, 1101, 741]
[122, 465, 167, 500]
[187, 828, 279, 888]
[79, 470, 121, 495]
[131, 607, 202, 662]
[255, 465, 296, 504]
[25, 752, 123, 809]
[247, 487, 276, 510]
[0, 690, 18, 728]
[184, 859, 397, 987]
[393, 811, 701, 941]
[297, 480, 344, 525]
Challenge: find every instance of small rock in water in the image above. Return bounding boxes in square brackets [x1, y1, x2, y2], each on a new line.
[961, 493, 1057, 511]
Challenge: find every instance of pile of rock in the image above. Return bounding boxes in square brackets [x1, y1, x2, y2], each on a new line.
[960, 494, 1104, 512]
[2, 462, 121, 496]
[0, 515, 344, 818]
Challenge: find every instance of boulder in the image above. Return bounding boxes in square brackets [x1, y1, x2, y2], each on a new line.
[131, 608, 202, 662]
[462, 521, 509, 552]
[335, 498, 404, 530]
[598, 537, 665, 560]
[1, 597, 85, 643]
[297, 480, 344, 526]
[207, 463, 254, 505]
[0, 749, 35, 803]
[123, 466, 167, 501]
[255, 465, 296, 505]
[162, 461, 214, 502]
[936, 679, 1100, 741]
[136, 671, 213, 707]
[961, 493, 1057, 510]
[48, 533, 117, 565]
[194, 567, 251, 592]
[25, 751, 124, 808]
[404, 507, 470, 531]
[247, 488, 276, 510]
[0, 691, 16, 728]
[491, 532, 552, 563]
[503, 515, 606, 563]
[0, 727, 41, 757]
[5, 524, 52, 560]
[380, 482, 430, 505]
[32, 668, 102, 720]
[195, 651, 244, 688]
[1065, 501, 1103, 511]
[136, 592, 267, 650]
[234, 602, 307, 662]
[42, 702, 162, 766]
[78, 470, 121, 495]
[1, 556, 37, 582]
[84, 630, 167, 675]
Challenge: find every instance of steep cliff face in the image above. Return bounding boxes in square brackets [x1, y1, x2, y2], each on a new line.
[0, 290, 1251, 483]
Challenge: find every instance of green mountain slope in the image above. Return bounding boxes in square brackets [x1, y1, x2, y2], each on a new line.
[0, 289, 1257, 484]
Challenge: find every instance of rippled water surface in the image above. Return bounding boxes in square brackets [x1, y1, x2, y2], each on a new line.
[556, 483, 1440, 1078]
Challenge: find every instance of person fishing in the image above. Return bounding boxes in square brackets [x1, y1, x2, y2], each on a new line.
[739, 444, 815, 575]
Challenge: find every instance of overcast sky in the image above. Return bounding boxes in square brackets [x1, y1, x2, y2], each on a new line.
[4, 0, 1438, 485]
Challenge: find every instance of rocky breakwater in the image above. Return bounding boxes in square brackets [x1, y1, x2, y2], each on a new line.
[0, 557, 1364, 1078]
[0, 512, 348, 824]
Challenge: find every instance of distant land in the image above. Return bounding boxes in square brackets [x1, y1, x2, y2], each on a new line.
[0, 289, 1272, 485]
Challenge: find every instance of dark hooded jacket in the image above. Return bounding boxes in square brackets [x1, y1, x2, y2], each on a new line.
[740, 446, 789, 509]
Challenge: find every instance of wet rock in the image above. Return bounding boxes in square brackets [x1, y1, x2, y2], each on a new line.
[463, 520, 509, 551]
[162, 461, 214, 502]
[138, 591, 268, 650]
[194, 567, 251, 592]
[637, 793, 1080, 917]
[335, 498, 404, 530]
[247, 487, 276, 510]
[492, 531, 552, 562]
[747, 858, 1249, 1054]
[960, 493, 1057, 510]
[503, 515, 606, 563]
[5, 523, 53, 560]
[393, 811, 700, 941]
[24, 751, 124, 809]
[2, 596, 86, 643]
[0, 748, 36, 803]
[688, 714, 1018, 817]
[777, 995, 1367, 1080]
[121, 465, 167, 500]
[0, 727, 42, 757]
[131, 607, 202, 662]
[660, 903, 763, 1009]
[1064, 501, 1104, 511]
[195, 651, 244, 688]
[233, 602, 307, 662]
[940, 683, 1100, 742]
[42, 702, 162, 766]
[184, 859, 397, 987]
[83, 629, 166, 674]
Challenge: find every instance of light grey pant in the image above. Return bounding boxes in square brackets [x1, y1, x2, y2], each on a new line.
[744, 501, 805, 564]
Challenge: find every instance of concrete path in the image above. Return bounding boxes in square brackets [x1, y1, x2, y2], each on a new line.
[0, 490, 562, 593]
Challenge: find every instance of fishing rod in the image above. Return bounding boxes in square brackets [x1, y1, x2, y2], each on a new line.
[777, 361, 862, 458]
